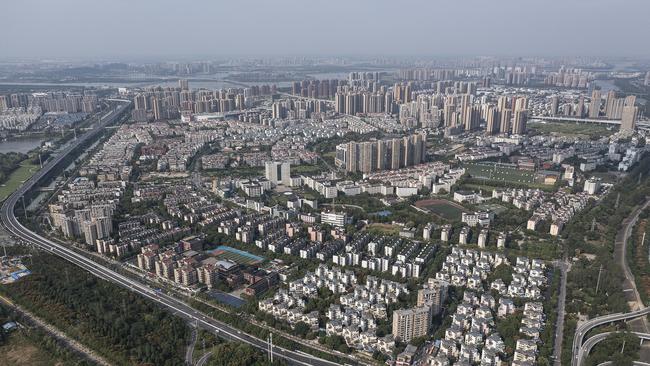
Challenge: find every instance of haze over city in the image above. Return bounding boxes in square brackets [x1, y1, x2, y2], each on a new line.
[2, 0, 650, 59]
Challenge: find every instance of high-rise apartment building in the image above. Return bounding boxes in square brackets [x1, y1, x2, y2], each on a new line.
[511, 97, 527, 135]
[152, 98, 162, 121]
[392, 305, 431, 342]
[621, 95, 638, 131]
[550, 96, 559, 116]
[336, 134, 425, 173]
[265, 161, 291, 185]
[417, 279, 449, 318]
[500, 108, 512, 134]
[589, 90, 601, 118]
[485, 105, 499, 135]
[512, 109, 527, 135]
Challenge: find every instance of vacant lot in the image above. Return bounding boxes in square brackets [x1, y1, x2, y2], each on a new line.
[415, 198, 467, 221]
[0, 333, 66, 366]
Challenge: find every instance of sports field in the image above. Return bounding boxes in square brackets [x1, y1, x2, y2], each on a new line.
[207, 246, 264, 265]
[415, 199, 467, 221]
[464, 162, 536, 184]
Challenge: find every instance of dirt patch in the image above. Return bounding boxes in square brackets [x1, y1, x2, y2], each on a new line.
[0, 336, 52, 366]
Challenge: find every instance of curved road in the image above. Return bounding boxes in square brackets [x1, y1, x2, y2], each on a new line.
[616, 199, 650, 313]
[580, 331, 650, 365]
[196, 351, 212, 366]
[0, 100, 347, 366]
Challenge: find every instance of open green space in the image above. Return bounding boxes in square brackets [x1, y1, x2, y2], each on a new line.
[464, 162, 536, 183]
[366, 223, 401, 236]
[0, 162, 39, 202]
[528, 121, 614, 139]
[415, 199, 467, 221]
[291, 161, 331, 175]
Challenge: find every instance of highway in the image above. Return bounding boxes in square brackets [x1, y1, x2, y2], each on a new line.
[553, 258, 569, 366]
[0, 100, 346, 366]
[598, 361, 650, 366]
[196, 351, 213, 366]
[186, 325, 198, 365]
[571, 304, 650, 365]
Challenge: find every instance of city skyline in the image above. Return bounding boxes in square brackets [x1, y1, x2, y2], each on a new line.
[2, 2, 650, 365]
[2, 0, 650, 60]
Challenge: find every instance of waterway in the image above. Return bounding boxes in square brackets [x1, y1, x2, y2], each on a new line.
[0, 137, 45, 154]
[593, 79, 621, 93]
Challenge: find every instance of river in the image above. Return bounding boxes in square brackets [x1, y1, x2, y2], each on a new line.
[593, 79, 621, 93]
[0, 137, 45, 154]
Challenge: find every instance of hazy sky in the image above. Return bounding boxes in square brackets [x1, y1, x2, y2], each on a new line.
[2, 0, 649, 60]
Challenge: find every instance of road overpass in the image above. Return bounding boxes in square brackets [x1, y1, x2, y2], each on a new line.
[579, 331, 650, 366]
[571, 306, 650, 366]
[0, 100, 348, 366]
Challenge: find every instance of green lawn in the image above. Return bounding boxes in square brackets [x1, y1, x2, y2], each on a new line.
[0, 162, 39, 202]
[425, 202, 465, 221]
[366, 223, 401, 236]
[292, 164, 327, 175]
[528, 121, 614, 138]
[464, 162, 536, 183]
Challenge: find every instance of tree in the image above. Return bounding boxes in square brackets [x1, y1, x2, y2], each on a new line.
[293, 321, 311, 338]
[488, 264, 514, 286]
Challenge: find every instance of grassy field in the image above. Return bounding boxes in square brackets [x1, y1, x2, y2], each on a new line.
[415, 199, 467, 221]
[0, 162, 39, 202]
[366, 223, 401, 236]
[528, 121, 614, 138]
[464, 162, 536, 184]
